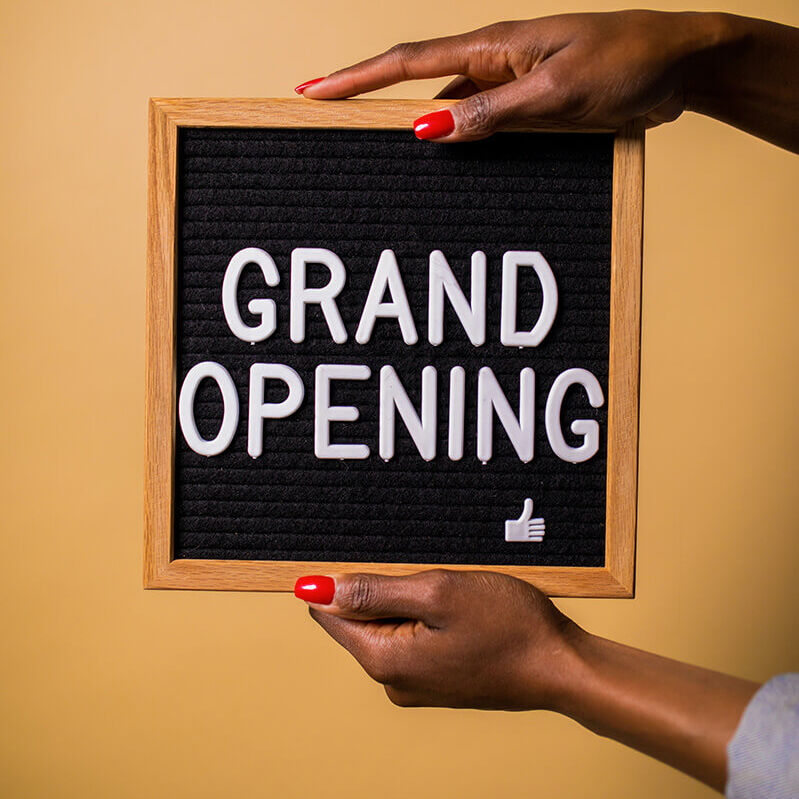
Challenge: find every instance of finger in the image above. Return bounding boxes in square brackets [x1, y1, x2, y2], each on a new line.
[301, 33, 482, 99]
[384, 685, 424, 708]
[644, 92, 684, 126]
[416, 58, 571, 142]
[308, 608, 409, 684]
[435, 76, 481, 100]
[298, 571, 451, 624]
[435, 75, 503, 99]
[384, 684, 452, 708]
[308, 606, 372, 657]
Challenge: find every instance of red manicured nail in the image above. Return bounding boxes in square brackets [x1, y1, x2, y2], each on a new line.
[294, 77, 325, 94]
[413, 109, 455, 140]
[294, 575, 335, 604]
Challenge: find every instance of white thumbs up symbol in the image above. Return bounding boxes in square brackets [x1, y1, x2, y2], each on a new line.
[504, 498, 546, 542]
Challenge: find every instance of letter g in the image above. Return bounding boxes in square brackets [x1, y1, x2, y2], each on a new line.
[222, 247, 280, 342]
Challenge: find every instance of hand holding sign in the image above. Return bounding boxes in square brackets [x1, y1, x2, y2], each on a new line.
[285, 10, 799, 797]
[297, 569, 761, 790]
[297, 11, 799, 153]
[298, 569, 573, 710]
[298, 11, 692, 139]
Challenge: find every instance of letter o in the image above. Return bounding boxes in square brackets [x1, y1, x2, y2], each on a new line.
[178, 362, 240, 456]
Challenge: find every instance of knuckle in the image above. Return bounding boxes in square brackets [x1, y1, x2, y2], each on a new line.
[483, 20, 514, 40]
[386, 40, 413, 57]
[559, 88, 590, 118]
[365, 651, 397, 685]
[365, 637, 408, 685]
[459, 92, 495, 133]
[534, 65, 584, 118]
[344, 574, 374, 614]
[384, 41, 418, 73]
[535, 64, 561, 97]
[385, 686, 418, 708]
[423, 569, 454, 605]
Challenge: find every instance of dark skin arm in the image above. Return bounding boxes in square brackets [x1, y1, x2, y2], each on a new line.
[298, 11, 799, 152]
[300, 571, 759, 793]
[293, 9, 794, 792]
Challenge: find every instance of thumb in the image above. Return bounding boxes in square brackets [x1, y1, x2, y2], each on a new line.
[518, 498, 534, 522]
[295, 571, 448, 624]
[416, 64, 567, 143]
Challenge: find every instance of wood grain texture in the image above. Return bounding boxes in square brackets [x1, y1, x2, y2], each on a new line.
[144, 100, 178, 587]
[144, 98, 643, 597]
[605, 120, 645, 597]
[151, 97, 615, 132]
[147, 560, 631, 597]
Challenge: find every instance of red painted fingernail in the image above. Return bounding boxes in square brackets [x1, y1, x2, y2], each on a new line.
[413, 109, 455, 140]
[294, 77, 325, 94]
[294, 575, 335, 604]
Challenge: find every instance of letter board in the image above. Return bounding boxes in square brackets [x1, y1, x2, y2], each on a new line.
[145, 99, 643, 596]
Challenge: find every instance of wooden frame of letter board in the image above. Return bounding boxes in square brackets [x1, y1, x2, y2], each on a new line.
[145, 98, 643, 597]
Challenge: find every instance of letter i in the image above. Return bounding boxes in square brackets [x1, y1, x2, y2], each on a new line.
[448, 366, 465, 461]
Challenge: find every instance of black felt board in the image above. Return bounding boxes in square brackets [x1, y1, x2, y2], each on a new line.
[174, 127, 613, 567]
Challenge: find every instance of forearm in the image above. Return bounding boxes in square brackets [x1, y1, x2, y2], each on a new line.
[683, 13, 799, 152]
[550, 629, 760, 791]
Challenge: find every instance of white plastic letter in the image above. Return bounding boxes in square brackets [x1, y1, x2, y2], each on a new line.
[314, 364, 371, 459]
[476, 367, 535, 463]
[290, 248, 348, 343]
[545, 368, 604, 464]
[178, 362, 239, 456]
[355, 249, 418, 345]
[222, 247, 280, 342]
[247, 364, 305, 458]
[379, 365, 437, 461]
[428, 250, 486, 346]
[448, 366, 466, 461]
[500, 251, 558, 347]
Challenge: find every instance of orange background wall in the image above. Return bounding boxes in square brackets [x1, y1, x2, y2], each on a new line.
[1, 1, 797, 796]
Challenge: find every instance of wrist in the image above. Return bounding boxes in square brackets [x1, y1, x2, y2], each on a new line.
[522, 617, 593, 713]
[676, 12, 749, 113]
[549, 629, 616, 723]
[537, 626, 632, 728]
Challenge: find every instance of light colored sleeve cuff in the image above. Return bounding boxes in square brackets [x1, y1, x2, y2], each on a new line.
[726, 673, 799, 799]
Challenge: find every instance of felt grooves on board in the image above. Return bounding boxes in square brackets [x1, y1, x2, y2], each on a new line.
[174, 128, 613, 566]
